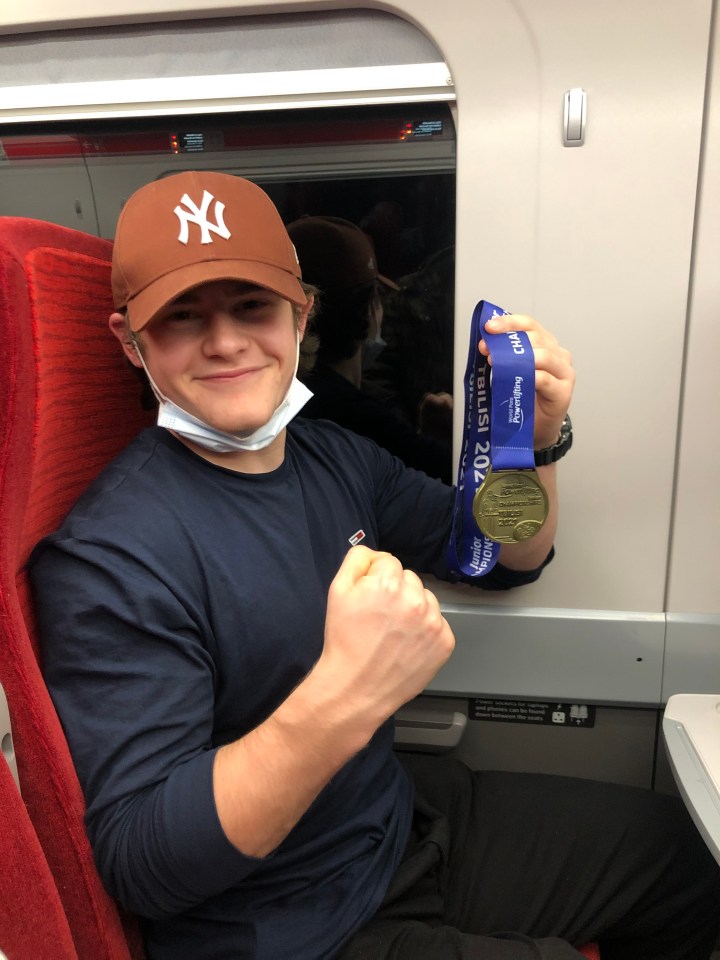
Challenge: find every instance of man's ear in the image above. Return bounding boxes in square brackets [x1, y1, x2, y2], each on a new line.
[109, 312, 143, 368]
[297, 294, 314, 341]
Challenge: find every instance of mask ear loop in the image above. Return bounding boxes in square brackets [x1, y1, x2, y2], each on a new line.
[293, 327, 301, 379]
[128, 332, 168, 407]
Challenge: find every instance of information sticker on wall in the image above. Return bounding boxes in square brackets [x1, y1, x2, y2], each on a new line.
[470, 699, 596, 728]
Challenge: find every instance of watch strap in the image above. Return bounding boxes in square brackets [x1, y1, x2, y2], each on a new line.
[534, 413, 573, 466]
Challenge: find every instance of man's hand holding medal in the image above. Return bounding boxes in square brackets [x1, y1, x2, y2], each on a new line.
[478, 311, 575, 454]
[447, 301, 575, 578]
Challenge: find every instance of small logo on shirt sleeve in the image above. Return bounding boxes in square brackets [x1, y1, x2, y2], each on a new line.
[348, 529, 366, 546]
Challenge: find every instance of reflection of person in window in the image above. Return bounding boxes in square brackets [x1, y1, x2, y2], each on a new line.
[287, 216, 453, 483]
[364, 245, 456, 430]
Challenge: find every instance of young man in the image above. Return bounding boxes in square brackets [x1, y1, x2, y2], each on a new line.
[30, 172, 719, 960]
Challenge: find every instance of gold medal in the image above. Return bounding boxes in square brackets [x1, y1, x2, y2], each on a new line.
[472, 468, 549, 544]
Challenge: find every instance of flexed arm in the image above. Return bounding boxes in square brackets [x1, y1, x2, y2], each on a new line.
[213, 545, 455, 857]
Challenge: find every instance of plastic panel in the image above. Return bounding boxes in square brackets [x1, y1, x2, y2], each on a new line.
[662, 615, 720, 701]
[429, 605, 665, 705]
[663, 693, 720, 865]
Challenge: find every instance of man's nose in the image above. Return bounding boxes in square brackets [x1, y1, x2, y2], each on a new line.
[203, 311, 249, 353]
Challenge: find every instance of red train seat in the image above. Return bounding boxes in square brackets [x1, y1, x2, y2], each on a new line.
[0, 217, 153, 959]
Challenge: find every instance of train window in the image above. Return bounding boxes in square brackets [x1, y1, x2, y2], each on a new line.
[0, 101, 456, 480]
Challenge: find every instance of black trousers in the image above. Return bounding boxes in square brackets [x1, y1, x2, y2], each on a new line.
[339, 756, 720, 960]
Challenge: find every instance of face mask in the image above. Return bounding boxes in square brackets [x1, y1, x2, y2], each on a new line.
[132, 335, 312, 453]
[362, 330, 387, 370]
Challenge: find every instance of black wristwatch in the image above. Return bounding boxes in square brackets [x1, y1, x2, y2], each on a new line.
[534, 413, 573, 466]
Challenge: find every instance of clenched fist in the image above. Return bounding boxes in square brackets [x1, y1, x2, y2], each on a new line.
[318, 546, 455, 729]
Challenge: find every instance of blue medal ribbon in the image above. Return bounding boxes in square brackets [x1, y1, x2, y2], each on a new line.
[447, 300, 536, 577]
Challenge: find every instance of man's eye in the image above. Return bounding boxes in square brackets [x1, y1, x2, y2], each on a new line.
[234, 299, 268, 314]
[241, 298, 266, 308]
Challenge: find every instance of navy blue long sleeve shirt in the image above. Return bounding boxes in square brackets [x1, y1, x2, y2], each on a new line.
[30, 420, 548, 960]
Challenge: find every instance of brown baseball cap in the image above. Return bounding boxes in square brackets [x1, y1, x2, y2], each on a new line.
[286, 216, 398, 293]
[112, 171, 307, 331]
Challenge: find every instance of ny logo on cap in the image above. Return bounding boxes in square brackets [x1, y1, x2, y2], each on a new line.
[174, 190, 232, 245]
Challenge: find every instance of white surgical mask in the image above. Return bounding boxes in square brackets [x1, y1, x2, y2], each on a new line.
[132, 335, 312, 453]
[362, 330, 387, 370]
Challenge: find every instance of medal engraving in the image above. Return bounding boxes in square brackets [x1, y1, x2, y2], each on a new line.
[472, 469, 549, 544]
